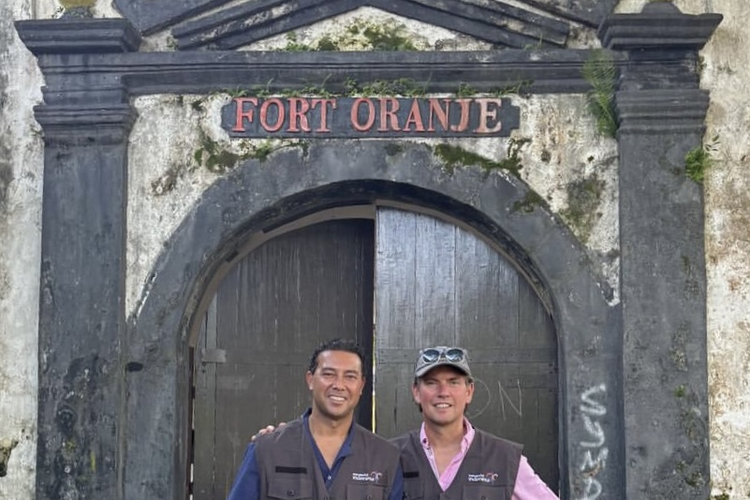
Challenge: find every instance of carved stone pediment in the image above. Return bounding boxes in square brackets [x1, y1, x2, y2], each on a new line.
[113, 0, 617, 49]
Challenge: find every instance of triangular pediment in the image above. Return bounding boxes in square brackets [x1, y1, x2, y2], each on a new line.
[114, 0, 616, 49]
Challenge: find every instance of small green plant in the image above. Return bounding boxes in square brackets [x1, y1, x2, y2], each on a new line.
[166, 36, 178, 51]
[455, 83, 477, 98]
[279, 18, 419, 52]
[348, 22, 417, 51]
[490, 80, 533, 98]
[685, 135, 719, 183]
[674, 385, 686, 398]
[345, 77, 427, 97]
[282, 32, 314, 52]
[582, 50, 618, 138]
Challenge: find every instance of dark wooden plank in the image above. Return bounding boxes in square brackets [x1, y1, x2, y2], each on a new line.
[375, 208, 417, 350]
[192, 297, 218, 500]
[415, 214, 457, 346]
[456, 228, 519, 348]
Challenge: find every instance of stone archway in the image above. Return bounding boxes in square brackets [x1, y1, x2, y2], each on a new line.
[124, 140, 622, 500]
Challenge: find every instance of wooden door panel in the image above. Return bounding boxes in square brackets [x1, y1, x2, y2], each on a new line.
[374, 207, 559, 489]
[192, 219, 374, 500]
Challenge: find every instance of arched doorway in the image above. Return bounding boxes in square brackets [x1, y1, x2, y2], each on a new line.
[189, 204, 558, 500]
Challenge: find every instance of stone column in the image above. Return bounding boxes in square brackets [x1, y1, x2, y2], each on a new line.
[15, 18, 140, 500]
[599, 3, 721, 499]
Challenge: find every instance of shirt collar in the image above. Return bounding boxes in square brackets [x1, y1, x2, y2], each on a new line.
[419, 417, 475, 452]
[302, 408, 356, 458]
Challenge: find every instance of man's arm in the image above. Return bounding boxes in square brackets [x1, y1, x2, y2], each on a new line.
[387, 463, 404, 500]
[511, 455, 559, 500]
[226, 443, 261, 500]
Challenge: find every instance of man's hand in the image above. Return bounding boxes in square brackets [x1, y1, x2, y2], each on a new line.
[250, 422, 286, 442]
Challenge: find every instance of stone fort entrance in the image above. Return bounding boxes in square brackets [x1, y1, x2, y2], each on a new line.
[15, 1, 720, 499]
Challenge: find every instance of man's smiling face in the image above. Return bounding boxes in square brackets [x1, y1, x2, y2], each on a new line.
[412, 365, 474, 427]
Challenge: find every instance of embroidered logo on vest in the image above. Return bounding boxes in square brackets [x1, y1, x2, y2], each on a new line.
[467, 472, 499, 483]
[352, 471, 383, 482]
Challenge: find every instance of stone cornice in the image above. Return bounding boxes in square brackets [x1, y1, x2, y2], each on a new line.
[13, 28, 625, 96]
[599, 2, 722, 51]
[616, 89, 710, 135]
[34, 103, 137, 146]
[15, 18, 141, 55]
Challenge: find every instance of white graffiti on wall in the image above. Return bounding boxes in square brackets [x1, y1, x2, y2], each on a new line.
[578, 384, 608, 500]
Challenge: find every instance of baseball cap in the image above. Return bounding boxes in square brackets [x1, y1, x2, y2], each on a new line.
[414, 346, 472, 379]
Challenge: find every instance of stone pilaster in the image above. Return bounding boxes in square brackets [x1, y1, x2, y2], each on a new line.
[16, 19, 139, 500]
[599, 3, 721, 499]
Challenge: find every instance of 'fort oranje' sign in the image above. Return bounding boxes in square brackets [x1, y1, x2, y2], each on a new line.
[221, 96, 520, 138]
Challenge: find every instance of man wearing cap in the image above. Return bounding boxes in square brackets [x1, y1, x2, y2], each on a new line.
[251, 344, 558, 500]
[226, 338, 404, 500]
[394, 345, 559, 500]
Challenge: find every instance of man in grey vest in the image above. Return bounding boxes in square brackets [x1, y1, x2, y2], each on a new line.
[395, 346, 559, 500]
[226, 338, 404, 500]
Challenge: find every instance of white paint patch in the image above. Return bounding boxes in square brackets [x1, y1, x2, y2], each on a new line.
[127, 94, 227, 317]
[0, 0, 44, 498]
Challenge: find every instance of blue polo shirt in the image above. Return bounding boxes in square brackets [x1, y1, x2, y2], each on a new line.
[226, 411, 404, 500]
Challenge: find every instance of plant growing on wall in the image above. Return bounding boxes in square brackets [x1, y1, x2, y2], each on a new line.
[280, 17, 421, 52]
[57, 0, 95, 16]
[582, 50, 617, 138]
[433, 137, 530, 178]
[685, 135, 719, 183]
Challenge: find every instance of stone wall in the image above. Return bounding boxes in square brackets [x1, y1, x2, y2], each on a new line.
[0, 0, 43, 498]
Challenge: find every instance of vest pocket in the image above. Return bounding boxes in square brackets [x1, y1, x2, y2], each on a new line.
[463, 484, 509, 500]
[268, 477, 314, 500]
[346, 483, 386, 500]
[403, 477, 423, 500]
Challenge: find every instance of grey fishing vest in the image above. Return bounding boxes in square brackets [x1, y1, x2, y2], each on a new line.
[255, 418, 401, 500]
[392, 428, 522, 500]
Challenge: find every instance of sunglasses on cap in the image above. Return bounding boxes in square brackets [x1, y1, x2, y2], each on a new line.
[419, 347, 467, 363]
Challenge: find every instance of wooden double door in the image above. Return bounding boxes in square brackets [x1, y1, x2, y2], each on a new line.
[191, 206, 558, 499]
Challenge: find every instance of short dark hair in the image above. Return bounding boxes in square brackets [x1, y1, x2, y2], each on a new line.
[308, 338, 366, 375]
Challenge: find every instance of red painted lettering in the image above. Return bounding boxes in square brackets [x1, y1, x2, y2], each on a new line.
[311, 99, 337, 132]
[287, 98, 311, 132]
[259, 98, 285, 132]
[403, 99, 425, 132]
[427, 98, 450, 132]
[232, 97, 259, 132]
[378, 98, 401, 132]
[351, 98, 376, 131]
[474, 98, 503, 133]
[450, 99, 470, 132]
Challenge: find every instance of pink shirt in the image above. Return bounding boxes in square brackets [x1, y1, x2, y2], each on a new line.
[419, 420, 559, 500]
